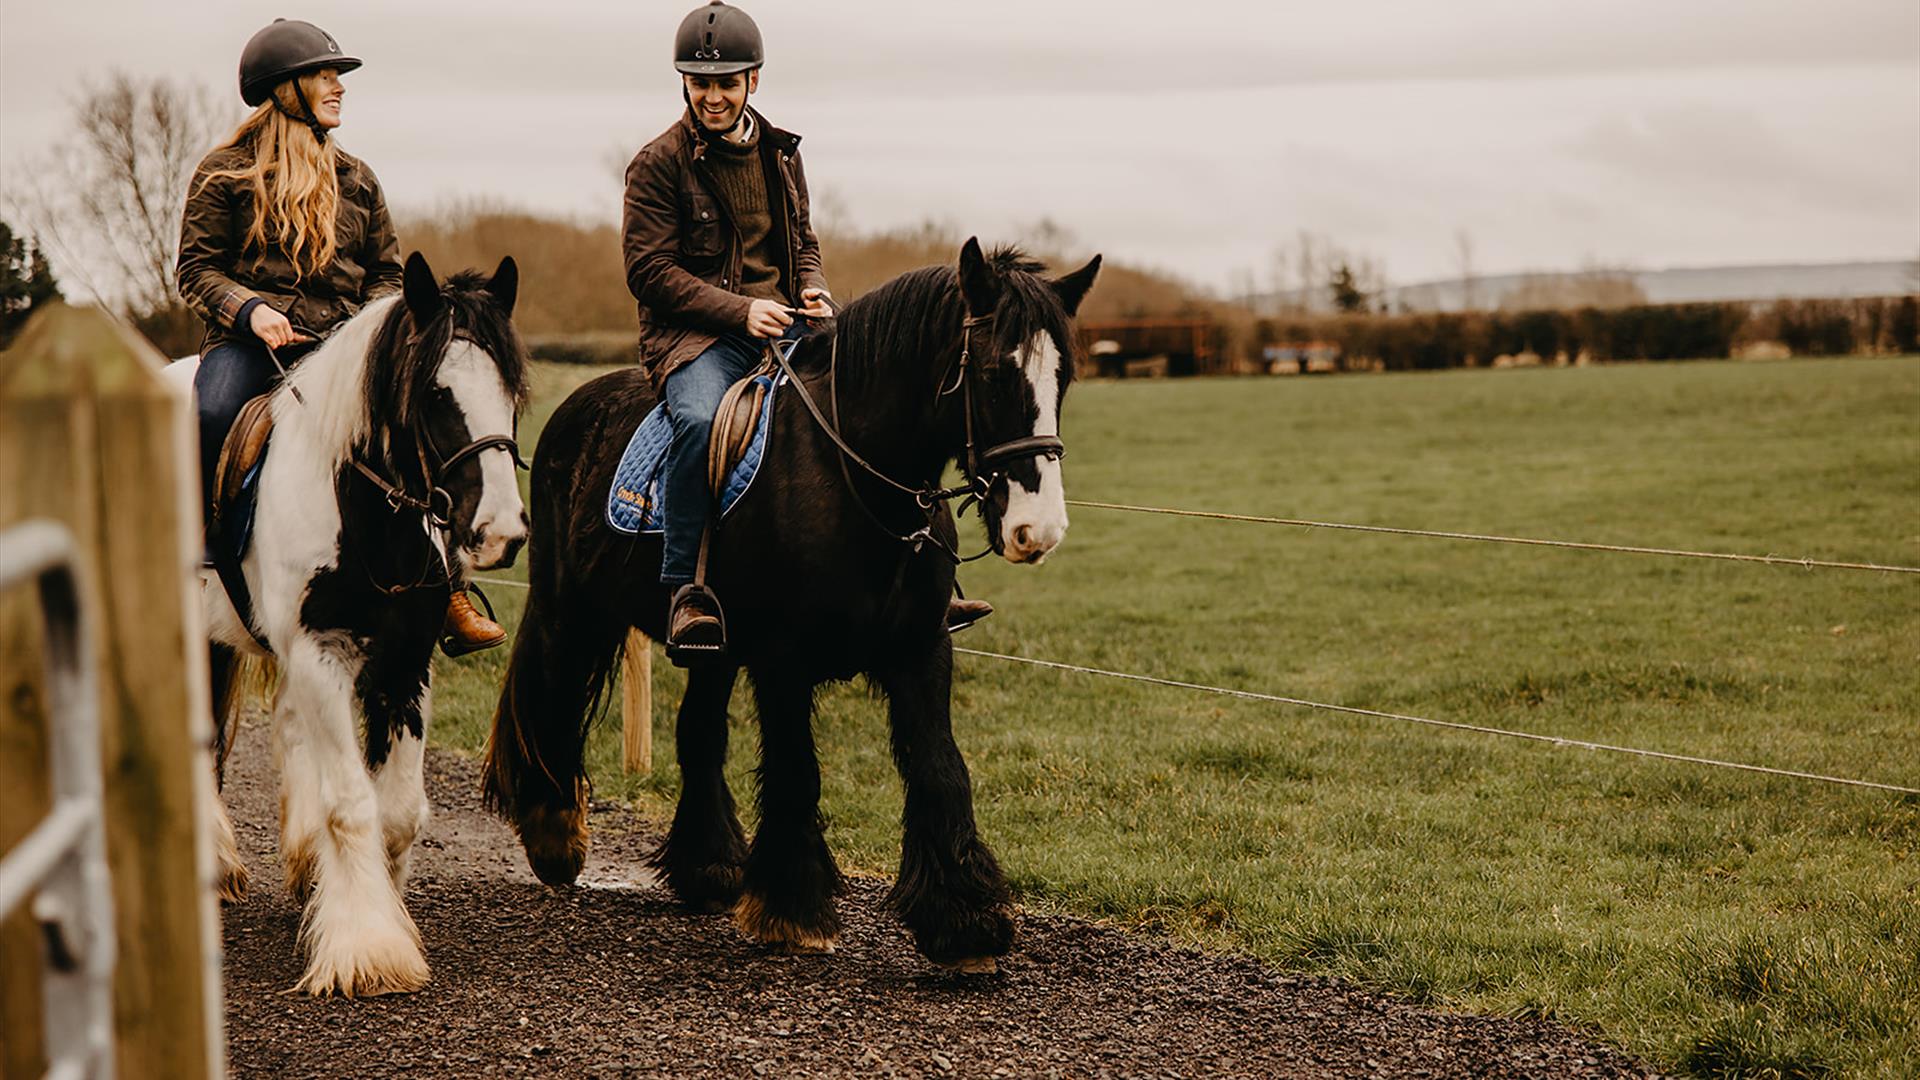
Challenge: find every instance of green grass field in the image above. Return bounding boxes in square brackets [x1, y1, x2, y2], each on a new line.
[433, 355, 1919, 1079]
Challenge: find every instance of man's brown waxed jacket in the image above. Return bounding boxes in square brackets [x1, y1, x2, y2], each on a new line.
[622, 108, 828, 394]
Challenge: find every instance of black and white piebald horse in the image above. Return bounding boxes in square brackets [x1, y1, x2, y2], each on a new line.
[166, 253, 530, 996]
[485, 240, 1098, 970]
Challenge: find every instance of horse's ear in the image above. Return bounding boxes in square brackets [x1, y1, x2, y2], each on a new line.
[488, 255, 518, 316]
[957, 236, 997, 316]
[1051, 254, 1102, 317]
[403, 251, 441, 324]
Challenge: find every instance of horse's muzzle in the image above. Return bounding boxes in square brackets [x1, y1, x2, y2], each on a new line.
[1002, 520, 1063, 564]
[469, 513, 530, 571]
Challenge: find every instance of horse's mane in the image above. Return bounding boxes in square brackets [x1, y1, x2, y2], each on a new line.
[810, 245, 1077, 390]
[276, 273, 530, 471]
[366, 270, 531, 434]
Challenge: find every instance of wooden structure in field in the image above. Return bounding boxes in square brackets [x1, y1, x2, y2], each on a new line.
[1, 305, 225, 1078]
[1076, 320, 1223, 377]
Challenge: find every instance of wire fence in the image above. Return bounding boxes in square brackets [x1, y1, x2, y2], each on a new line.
[950, 648, 1920, 797]
[471, 494, 1918, 797]
[1065, 500, 1920, 576]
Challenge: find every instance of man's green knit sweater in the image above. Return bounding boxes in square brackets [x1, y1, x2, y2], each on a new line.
[705, 117, 786, 304]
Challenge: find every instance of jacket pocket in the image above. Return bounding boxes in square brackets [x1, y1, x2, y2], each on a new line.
[683, 193, 725, 259]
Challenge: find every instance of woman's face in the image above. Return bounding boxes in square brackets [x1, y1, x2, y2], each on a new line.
[304, 69, 344, 129]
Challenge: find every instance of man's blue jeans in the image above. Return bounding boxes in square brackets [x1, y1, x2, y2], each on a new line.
[660, 327, 797, 584]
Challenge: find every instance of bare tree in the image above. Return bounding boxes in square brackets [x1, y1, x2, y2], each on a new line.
[1267, 246, 1292, 316]
[1453, 227, 1478, 312]
[3, 72, 228, 315]
[1355, 254, 1390, 312]
[1292, 229, 1323, 314]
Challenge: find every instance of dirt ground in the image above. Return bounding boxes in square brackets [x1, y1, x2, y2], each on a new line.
[219, 719, 1659, 1078]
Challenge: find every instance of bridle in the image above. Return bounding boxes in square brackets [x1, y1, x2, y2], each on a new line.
[770, 303, 1066, 563]
[344, 329, 528, 592]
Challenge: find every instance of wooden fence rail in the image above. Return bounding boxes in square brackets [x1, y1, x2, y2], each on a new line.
[1, 304, 224, 1079]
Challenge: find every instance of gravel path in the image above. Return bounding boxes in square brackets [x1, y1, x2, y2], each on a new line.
[219, 719, 1658, 1078]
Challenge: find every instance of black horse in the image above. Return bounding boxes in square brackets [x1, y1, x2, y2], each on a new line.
[483, 239, 1099, 969]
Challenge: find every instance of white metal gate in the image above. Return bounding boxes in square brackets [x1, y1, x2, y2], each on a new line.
[0, 519, 116, 1080]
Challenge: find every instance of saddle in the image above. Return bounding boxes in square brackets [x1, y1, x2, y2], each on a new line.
[212, 392, 276, 526]
[606, 349, 792, 537]
[707, 367, 770, 495]
[206, 391, 277, 651]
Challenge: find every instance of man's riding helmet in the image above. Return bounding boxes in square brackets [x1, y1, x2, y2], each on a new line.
[239, 18, 360, 107]
[674, 2, 764, 76]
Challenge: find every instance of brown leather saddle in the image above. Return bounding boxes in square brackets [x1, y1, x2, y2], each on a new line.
[211, 392, 276, 530]
[705, 365, 771, 496]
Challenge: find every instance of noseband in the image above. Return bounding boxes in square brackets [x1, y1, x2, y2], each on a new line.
[945, 312, 1067, 505]
[349, 330, 528, 590]
[771, 307, 1066, 563]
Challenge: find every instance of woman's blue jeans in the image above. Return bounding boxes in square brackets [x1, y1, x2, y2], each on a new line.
[192, 337, 317, 525]
[193, 339, 277, 521]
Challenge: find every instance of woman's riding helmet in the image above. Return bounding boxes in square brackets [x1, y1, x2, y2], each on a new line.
[674, 2, 763, 76]
[239, 19, 361, 107]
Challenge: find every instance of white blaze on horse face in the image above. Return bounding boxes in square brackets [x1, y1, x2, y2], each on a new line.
[1001, 332, 1068, 564]
[437, 342, 526, 572]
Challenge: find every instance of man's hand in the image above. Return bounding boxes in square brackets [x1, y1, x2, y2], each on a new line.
[745, 298, 794, 339]
[248, 304, 310, 349]
[799, 287, 834, 319]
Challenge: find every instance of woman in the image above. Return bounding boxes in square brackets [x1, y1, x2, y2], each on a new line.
[178, 18, 502, 654]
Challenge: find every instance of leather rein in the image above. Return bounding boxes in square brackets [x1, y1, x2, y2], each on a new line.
[768, 304, 1065, 564]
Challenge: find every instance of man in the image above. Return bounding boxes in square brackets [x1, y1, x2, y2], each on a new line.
[624, 1, 988, 657]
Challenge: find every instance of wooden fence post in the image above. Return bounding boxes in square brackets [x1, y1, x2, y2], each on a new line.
[0, 305, 224, 1078]
[621, 629, 653, 774]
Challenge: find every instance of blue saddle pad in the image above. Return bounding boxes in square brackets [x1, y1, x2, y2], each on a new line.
[606, 371, 784, 535]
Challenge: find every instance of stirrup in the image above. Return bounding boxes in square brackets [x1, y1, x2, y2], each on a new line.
[945, 592, 994, 635]
[665, 583, 728, 666]
[441, 585, 506, 658]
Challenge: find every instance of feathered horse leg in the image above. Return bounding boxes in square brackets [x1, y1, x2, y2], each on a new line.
[876, 636, 1014, 971]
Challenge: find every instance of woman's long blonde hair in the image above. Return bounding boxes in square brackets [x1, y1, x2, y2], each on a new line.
[200, 72, 340, 280]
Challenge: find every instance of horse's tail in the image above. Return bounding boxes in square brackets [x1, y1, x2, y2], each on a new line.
[210, 644, 278, 788]
[480, 434, 625, 886]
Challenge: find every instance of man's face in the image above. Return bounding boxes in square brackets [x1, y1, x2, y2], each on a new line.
[684, 71, 757, 133]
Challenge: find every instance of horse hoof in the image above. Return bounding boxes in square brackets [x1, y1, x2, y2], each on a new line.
[903, 900, 1016, 967]
[213, 800, 248, 903]
[294, 951, 431, 998]
[939, 957, 997, 975]
[662, 860, 745, 913]
[734, 892, 838, 954]
[295, 931, 430, 998]
[217, 857, 251, 904]
[518, 803, 589, 887]
[282, 843, 316, 905]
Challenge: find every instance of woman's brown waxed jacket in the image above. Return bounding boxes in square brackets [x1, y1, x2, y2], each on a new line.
[176, 144, 403, 350]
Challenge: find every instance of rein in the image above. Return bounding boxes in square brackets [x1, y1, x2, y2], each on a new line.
[767, 303, 1065, 563]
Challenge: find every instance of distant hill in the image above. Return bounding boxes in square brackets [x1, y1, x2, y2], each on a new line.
[1265, 260, 1918, 313]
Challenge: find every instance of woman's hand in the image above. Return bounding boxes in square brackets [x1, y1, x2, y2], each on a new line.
[745, 298, 794, 339]
[248, 305, 310, 349]
[799, 287, 834, 319]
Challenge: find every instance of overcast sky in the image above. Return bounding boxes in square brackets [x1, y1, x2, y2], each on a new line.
[2, 0, 1916, 291]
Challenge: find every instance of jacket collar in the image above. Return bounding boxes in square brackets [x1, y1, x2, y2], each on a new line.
[680, 106, 801, 160]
